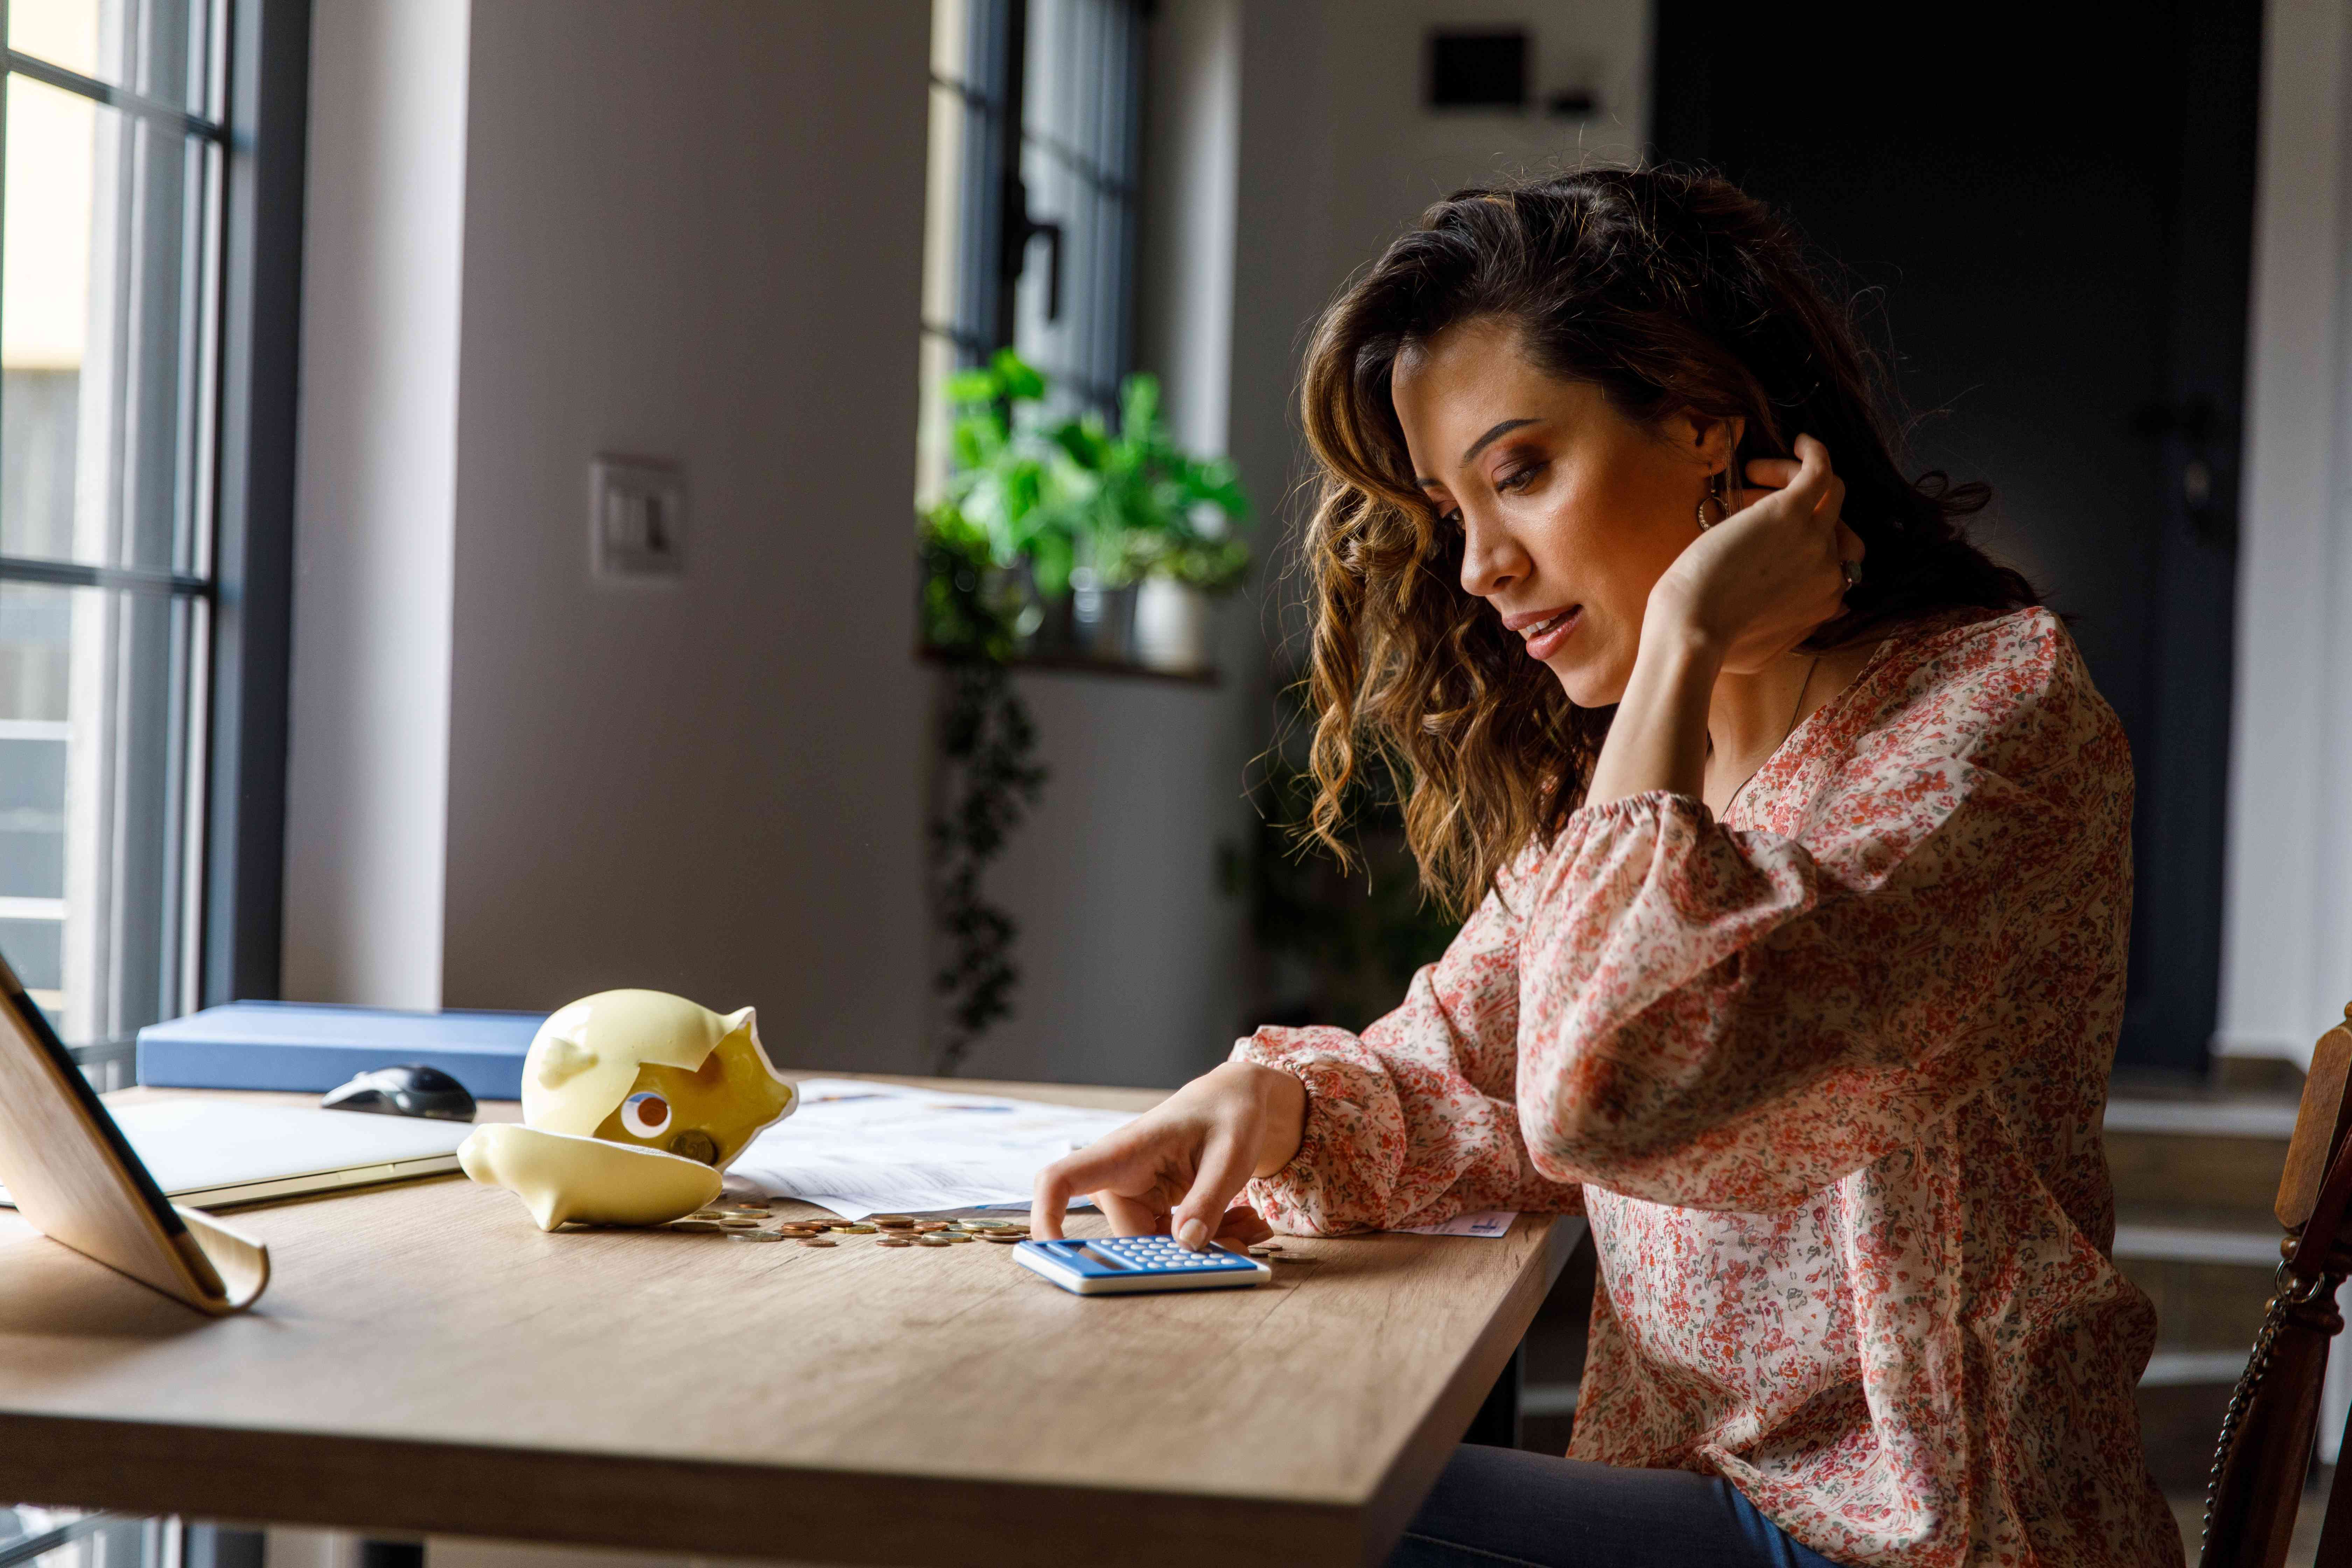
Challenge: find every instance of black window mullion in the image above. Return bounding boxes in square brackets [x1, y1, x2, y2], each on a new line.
[3, 50, 225, 143]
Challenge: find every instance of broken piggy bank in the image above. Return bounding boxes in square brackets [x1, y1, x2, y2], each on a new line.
[458, 989, 795, 1230]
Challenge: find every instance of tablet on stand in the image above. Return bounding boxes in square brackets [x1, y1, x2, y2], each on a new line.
[0, 953, 268, 1315]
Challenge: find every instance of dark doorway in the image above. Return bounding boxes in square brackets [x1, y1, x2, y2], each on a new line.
[1652, 4, 2263, 1076]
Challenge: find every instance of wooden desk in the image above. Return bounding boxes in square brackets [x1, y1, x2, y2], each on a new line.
[0, 1077, 1580, 1568]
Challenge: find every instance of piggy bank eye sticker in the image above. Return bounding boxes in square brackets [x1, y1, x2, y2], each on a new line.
[620, 1092, 672, 1138]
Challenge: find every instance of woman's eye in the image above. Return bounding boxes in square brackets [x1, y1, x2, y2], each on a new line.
[1495, 463, 1544, 495]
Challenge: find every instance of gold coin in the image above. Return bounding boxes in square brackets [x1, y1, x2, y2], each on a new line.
[840, 1225, 878, 1234]
[718, 1219, 765, 1231]
[915, 1237, 951, 1248]
[728, 1231, 786, 1244]
[669, 1129, 720, 1166]
[668, 1219, 722, 1233]
[940, 1232, 974, 1243]
[981, 1233, 1024, 1244]
[877, 1238, 913, 1247]
[799, 1238, 838, 1248]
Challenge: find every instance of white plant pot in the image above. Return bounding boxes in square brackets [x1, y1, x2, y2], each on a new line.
[1134, 576, 1212, 674]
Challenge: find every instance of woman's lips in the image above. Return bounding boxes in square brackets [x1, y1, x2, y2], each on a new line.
[1520, 607, 1580, 660]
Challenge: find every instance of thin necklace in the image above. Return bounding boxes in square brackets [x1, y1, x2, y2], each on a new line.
[1723, 654, 1822, 820]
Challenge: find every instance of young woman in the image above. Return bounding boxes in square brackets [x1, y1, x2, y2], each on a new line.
[1032, 168, 2178, 1568]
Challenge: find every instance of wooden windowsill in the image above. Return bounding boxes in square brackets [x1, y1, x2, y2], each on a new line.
[916, 645, 1220, 687]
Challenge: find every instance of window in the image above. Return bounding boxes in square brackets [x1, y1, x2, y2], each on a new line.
[919, 0, 1147, 498]
[3, 0, 227, 1083]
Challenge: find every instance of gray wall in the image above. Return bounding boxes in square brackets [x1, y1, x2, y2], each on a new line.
[438, 1, 933, 1070]
[289, 0, 934, 1073]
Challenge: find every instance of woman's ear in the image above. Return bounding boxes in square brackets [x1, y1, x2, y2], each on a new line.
[1667, 410, 1748, 473]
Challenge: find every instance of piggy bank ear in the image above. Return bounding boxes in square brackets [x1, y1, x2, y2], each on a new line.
[537, 1032, 598, 1089]
[724, 1006, 757, 1041]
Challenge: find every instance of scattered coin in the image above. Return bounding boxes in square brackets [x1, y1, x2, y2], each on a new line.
[840, 1224, 878, 1234]
[719, 1219, 766, 1231]
[877, 1238, 913, 1248]
[799, 1238, 838, 1248]
[916, 1237, 952, 1248]
[869, 1214, 914, 1225]
[668, 1219, 723, 1233]
[941, 1232, 975, 1244]
[728, 1231, 786, 1244]
[981, 1233, 1024, 1244]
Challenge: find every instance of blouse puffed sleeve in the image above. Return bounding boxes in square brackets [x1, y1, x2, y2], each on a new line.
[1516, 609, 2129, 1212]
[1230, 863, 1588, 1234]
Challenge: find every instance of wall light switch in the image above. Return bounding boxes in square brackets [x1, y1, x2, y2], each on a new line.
[590, 456, 685, 581]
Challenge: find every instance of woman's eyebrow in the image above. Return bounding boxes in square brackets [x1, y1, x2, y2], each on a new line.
[1413, 417, 1543, 489]
[1460, 417, 1538, 466]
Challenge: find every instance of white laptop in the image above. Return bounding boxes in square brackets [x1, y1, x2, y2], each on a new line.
[0, 1098, 473, 1210]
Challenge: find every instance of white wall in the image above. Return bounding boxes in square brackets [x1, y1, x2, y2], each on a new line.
[2216, 0, 2352, 1067]
[287, 1, 934, 1071]
[969, 0, 1652, 1087]
[281, 0, 470, 1011]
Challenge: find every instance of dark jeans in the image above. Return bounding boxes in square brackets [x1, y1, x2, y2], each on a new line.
[1387, 1446, 1849, 1568]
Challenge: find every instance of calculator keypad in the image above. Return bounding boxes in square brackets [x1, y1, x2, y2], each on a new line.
[1096, 1237, 1255, 1271]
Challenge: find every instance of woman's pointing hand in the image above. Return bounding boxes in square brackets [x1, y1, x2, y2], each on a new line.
[1030, 1060, 1306, 1248]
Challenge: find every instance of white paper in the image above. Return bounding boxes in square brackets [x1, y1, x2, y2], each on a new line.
[1394, 1209, 1516, 1238]
[729, 1078, 1138, 1219]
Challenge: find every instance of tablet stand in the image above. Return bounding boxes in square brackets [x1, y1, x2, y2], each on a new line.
[0, 962, 268, 1315]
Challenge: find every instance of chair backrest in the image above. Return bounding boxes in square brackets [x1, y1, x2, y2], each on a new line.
[2200, 1005, 2352, 1568]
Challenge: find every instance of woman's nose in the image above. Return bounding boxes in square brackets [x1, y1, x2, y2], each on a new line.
[1457, 509, 1527, 599]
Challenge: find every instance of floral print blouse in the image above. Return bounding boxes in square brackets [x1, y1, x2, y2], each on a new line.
[1233, 607, 2179, 1567]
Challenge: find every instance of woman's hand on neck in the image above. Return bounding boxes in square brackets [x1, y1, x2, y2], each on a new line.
[1583, 436, 1867, 817]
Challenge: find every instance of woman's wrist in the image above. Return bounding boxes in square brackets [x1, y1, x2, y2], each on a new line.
[1215, 1059, 1308, 1178]
[1583, 605, 1723, 806]
[1637, 584, 1727, 670]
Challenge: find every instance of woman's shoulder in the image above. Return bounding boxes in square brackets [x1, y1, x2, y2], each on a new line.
[1843, 605, 2125, 779]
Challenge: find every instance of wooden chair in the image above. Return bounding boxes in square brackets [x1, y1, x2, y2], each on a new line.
[2202, 1004, 2352, 1567]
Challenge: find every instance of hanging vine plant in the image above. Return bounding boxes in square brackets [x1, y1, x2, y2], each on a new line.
[919, 527, 1044, 1076]
[916, 353, 1054, 1075]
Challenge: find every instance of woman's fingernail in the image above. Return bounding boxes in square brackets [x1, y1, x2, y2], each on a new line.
[1178, 1217, 1208, 1251]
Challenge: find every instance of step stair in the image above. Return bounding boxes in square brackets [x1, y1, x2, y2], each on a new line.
[2106, 1088, 2301, 1494]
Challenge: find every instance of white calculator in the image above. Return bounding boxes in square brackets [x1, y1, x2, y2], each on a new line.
[1013, 1235, 1272, 1295]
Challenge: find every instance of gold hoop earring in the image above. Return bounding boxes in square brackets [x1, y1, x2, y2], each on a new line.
[1696, 469, 1729, 531]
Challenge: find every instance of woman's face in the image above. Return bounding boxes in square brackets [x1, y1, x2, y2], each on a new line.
[1391, 316, 1732, 706]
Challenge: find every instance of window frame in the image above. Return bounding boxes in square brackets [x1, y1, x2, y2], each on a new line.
[0, 0, 304, 1079]
[925, 0, 1146, 419]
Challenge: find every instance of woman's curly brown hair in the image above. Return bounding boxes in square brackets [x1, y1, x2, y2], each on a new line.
[1297, 166, 2037, 916]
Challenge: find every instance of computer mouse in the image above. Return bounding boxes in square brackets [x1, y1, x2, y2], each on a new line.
[322, 1064, 477, 1123]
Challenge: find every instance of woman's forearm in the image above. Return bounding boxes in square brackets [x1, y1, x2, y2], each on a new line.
[1582, 612, 1722, 808]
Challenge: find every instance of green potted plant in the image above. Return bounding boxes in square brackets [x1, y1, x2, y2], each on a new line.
[1050, 372, 1250, 671]
[920, 351, 1250, 666]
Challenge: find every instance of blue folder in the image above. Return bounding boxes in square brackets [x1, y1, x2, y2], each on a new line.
[135, 1001, 546, 1100]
